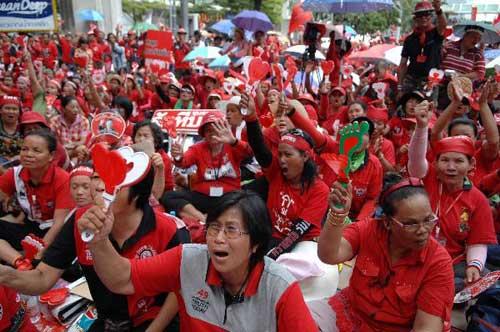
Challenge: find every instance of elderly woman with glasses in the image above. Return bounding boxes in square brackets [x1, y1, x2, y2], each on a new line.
[76, 190, 318, 331]
[309, 173, 454, 332]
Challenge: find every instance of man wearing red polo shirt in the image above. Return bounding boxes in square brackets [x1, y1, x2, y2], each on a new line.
[173, 28, 191, 78]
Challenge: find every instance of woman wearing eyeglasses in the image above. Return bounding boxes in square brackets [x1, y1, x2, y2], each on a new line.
[76, 190, 318, 331]
[408, 101, 496, 291]
[309, 173, 454, 332]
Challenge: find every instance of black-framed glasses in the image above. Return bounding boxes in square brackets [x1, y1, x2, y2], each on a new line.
[206, 223, 249, 239]
[389, 214, 438, 233]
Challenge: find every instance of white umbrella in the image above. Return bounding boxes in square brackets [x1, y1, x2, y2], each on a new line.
[284, 45, 326, 60]
[486, 56, 500, 69]
[384, 46, 403, 65]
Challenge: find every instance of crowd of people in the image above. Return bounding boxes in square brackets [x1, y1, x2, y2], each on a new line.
[0, 0, 498, 331]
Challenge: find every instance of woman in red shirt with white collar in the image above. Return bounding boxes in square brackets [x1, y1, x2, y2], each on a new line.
[408, 101, 497, 291]
[0, 129, 73, 269]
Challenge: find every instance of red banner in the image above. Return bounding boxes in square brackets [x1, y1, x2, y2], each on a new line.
[152, 109, 222, 136]
[144, 30, 173, 62]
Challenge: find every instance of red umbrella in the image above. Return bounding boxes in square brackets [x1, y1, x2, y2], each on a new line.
[348, 44, 397, 64]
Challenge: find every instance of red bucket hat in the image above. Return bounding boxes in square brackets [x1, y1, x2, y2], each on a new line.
[434, 135, 475, 158]
[198, 111, 224, 136]
[20, 112, 49, 127]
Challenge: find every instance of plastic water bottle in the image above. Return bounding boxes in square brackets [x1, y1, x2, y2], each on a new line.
[25, 295, 43, 330]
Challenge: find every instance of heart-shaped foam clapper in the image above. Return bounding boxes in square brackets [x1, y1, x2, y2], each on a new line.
[341, 65, 354, 77]
[428, 68, 444, 83]
[272, 63, 283, 91]
[40, 288, 69, 306]
[223, 81, 235, 95]
[116, 146, 151, 188]
[284, 63, 298, 89]
[131, 62, 139, 71]
[92, 70, 105, 85]
[320, 153, 349, 181]
[321, 60, 335, 75]
[91, 143, 128, 194]
[247, 58, 270, 85]
[372, 82, 386, 99]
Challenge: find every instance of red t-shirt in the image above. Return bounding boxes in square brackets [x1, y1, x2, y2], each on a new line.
[349, 153, 383, 221]
[0, 164, 74, 221]
[265, 158, 329, 240]
[175, 140, 253, 196]
[173, 42, 191, 70]
[0, 286, 36, 331]
[159, 150, 175, 191]
[330, 218, 454, 332]
[74, 206, 179, 326]
[469, 146, 500, 187]
[130, 245, 318, 332]
[424, 166, 497, 260]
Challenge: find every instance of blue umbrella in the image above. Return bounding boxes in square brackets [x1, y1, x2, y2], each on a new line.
[184, 46, 222, 62]
[208, 20, 235, 36]
[209, 55, 231, 70]
[78, 9, 104, 21]
[453, 21, 500, 45]
[302, 0, 393, 13]
[484, 49, 500, 61]
[232, 10, 273, 33]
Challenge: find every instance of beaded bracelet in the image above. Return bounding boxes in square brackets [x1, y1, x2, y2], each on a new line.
[326, 209, 349, 227]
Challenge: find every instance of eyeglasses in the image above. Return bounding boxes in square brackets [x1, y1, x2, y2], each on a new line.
[206, 223, 249, 240]
[181, 88, 193, 94]
[415, 12, 432, 18]
[389, 214, 438, 233]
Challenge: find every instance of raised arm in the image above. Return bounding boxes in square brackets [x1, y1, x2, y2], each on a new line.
[408, 101, 431, 178]
[478, 81, 499, 161]
[433, 0, 447, 36]
[23, 52, 44, 100]
[431, 82, 461, 142]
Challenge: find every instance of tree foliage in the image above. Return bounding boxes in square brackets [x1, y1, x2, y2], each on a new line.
[195, 0, 285, 25]
[122, 0, 168, 23]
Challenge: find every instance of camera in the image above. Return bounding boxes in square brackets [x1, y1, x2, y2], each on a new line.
[303, 22, 326, 61]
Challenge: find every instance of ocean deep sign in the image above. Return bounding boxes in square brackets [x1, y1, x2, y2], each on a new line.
[0, 0, 57, 32]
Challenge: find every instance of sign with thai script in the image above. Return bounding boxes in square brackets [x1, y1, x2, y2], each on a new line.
[144, 30, 173, 61]
[0, 0, 57, 32]
[152, 109, 222, 136]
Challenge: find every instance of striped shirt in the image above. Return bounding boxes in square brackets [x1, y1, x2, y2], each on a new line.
[441, 41, 485, 80]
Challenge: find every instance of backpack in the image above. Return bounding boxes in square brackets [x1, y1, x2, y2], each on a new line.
[466, 287, 500, 332]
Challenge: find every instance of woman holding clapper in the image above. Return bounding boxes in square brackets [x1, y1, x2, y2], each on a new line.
[309, 172, 454, 332]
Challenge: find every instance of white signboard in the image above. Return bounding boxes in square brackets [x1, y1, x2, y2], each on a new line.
[0, 0, 57, 32]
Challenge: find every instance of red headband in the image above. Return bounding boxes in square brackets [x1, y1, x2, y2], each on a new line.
[280, 134, 313, 156]
[379, 177, 424, 205]
[367, 105, 388, 123]
[1, 95, 20, 107]
[434, 136, 475, 158]
[70, 166, 94, 179]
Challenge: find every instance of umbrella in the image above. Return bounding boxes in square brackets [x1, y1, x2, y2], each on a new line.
[284, 45, 326, 60]
[232, 10, 273, 33]
[209, 55, 231, 70]
[484, 49, 500, 61]
[486, 56, 500, 69]
[302, 0, 394, 13]
[78, 9, 104, 22]
[348, 44, 398, 64]
[208, 20, 235, 36]
[184, 46, 222, 62]
[131, 22, 158, 34]
[383, 45, 403, 65]
[453, 21, 500, 45]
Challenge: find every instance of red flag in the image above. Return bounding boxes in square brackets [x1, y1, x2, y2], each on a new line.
[289, 3, 313, 34]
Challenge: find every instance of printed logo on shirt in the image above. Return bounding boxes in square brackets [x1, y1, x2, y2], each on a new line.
[0, 304, 3, 321]
[273, 192, 295, 234]
[354, 186, 367, 197]
[191, 289, 209, 313]
[85, 249, 93, 263]
[136, 245, 157, 259]
[204, 160, 237, 180]
[459, 208, 471, 233]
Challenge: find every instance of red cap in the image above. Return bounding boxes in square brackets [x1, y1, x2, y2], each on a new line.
[297, 94, 318, 109]
[367, 105, 389, 123]
[414, 1, 434, 14]
[434, 136, 475, 158]
[159, 74, 170, 84]
[20, 112, 48, 127]
[0, 95, 21, 108]
[199, 71, 218, 85]
[198, 111, 224, 136]
[330, 87, 346, 96]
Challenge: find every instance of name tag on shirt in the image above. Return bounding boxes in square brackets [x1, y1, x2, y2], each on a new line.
[210, 187, 224, 197]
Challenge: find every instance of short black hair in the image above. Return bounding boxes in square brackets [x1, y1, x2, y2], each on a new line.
[379, 172, 428, 217]
[127, 166, 154, 209]
[284, 129, 318, 192]
[24, 128, 57, 153]
[133, 120, 165, 150]
[448, 117, 478, 138]
[61, 95, 77, 109]
[205, 190, 272, 267]
[351, 116, 375, 137]
[113, 96, 133, 120]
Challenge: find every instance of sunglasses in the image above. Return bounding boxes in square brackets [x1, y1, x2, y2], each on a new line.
[181, 88, 193, 94]
[415, 12, 432, 18]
